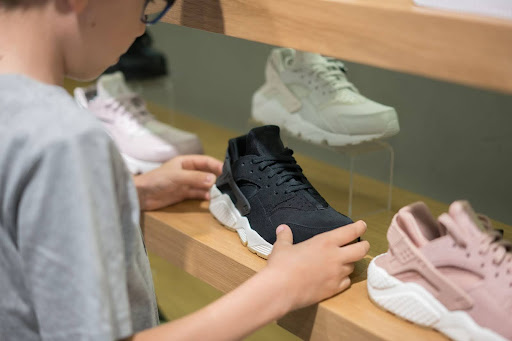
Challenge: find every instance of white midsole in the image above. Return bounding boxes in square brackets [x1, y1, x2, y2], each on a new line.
[252, 86, 399, 147]
[367, 255, 506, 341]
[413, 0, 512, 20]
[121, 153, 163, 174]
[209, 185, 273, 258]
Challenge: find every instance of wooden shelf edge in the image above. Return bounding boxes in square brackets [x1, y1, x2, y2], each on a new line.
[160, 0, 512, 94]
[143, 204, 445, 341]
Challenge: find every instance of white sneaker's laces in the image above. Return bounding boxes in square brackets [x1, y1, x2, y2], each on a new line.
[287, 56, 357, 94]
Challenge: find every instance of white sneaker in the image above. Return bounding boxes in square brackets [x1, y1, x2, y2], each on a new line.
[252, 48, 400, 146]
[75, 72, 203, 173]
[413, 0, 512, 20]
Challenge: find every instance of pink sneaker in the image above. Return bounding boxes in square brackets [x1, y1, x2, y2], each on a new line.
[75, 73, 178, 174]
[367, 201, 511, 341]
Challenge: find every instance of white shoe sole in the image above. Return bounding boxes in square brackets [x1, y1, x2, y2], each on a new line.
[252, 87, 400, 147]
[367, 255, 507, 341]
[413, 0, 512, 20]
[121, 153, 163, 174]
[209, 185, 273, 259]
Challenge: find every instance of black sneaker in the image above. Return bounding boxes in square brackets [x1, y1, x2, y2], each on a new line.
[209, 125, 353, 258]
[104, 32, 168, 80]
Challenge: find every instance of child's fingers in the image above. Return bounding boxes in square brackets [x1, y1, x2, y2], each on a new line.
[338, 240, 370, 264]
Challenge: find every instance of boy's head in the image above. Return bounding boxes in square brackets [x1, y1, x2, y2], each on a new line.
[0, 0, 147, 81]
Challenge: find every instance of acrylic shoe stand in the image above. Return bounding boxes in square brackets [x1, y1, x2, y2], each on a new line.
[248, 118, 394, 219]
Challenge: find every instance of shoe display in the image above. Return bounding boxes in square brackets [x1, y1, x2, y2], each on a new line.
[104, 31, 169, 80]
[413, 0, 512, 20]
[75, 72, 203, 174]
[209, 125, 354, 258]
[367, 201, 511, 341]
[252, 48, 399, 146]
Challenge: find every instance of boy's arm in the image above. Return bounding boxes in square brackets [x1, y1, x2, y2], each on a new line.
[129, 222, 369, 341]
[130, 267, 289, 341]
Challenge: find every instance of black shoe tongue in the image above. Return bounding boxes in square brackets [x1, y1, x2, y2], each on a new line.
[246, 125, 286, 156]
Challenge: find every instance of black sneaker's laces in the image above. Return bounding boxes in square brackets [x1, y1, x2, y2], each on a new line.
[252, 149, 312, 194]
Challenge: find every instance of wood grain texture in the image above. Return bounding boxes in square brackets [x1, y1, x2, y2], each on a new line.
[159, 0, 512, 94]
[144, 104, 512, 340]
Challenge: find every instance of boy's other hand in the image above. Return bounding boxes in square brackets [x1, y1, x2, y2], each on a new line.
[264, 221, 369, 313]
[134, 155, 223, 211]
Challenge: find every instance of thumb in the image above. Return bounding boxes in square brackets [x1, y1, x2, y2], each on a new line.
[274, 224, 293, 246]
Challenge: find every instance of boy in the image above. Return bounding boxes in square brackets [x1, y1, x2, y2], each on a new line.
[0, 1, 369, 340]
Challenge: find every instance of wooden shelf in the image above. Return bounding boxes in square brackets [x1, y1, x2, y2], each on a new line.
[143, 104, 511, 341]
[160, 0, 512, 94]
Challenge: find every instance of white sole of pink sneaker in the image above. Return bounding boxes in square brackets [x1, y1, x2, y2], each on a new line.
[209, 185, 273, 259]
[252, 85, 400, 147]
[367, 255, 507, 341]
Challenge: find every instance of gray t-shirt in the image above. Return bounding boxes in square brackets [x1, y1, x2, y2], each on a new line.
[0, 74, 158, 341]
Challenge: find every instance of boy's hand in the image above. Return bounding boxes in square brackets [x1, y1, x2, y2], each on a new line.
[134, 155, 223, 211]
[265, 221, 369, 313]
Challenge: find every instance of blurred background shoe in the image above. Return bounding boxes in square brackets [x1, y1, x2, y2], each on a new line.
[104, 31, 169, 81]
[75, 72, 203, 174]
[252, 48, 400, 146]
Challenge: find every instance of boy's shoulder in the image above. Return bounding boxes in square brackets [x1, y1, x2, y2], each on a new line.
[0, 74, 108, 151]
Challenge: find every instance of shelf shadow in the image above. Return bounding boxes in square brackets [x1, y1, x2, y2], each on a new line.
[278, 304, 319, 340]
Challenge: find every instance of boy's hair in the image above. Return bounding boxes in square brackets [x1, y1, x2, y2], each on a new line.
[1, 0, 45, 8]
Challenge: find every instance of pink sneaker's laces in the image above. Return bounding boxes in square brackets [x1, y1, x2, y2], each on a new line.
[443, 213, 512, 273]
[118, 94, 155, 124]
[476, 215, 512, 267]
[105, 94, 154, 125]
[103, 96, 149, 135]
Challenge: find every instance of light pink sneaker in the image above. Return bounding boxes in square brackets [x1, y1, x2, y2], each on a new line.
[75, 73, 179, 174]
[367, 201, 511, 341]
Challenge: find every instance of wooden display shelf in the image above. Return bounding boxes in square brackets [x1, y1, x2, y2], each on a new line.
[143, 104, 511, 341]
[159, 0, 512, 94]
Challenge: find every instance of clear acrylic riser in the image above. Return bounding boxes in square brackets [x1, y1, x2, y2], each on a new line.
[248, 119, 394, 219]
[129, 77, 177, 124]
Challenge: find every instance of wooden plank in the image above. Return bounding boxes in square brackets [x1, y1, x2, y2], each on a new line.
[144, 204, 445, 341]
[144, 105, 511, 340]
[158, 0, 512, 94]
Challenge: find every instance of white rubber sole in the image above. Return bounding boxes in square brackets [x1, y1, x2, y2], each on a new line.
[252, 87, 400, 147]
[413, 0, 512, 20]
[121, 153, 163, 174]
[209, 185, 273, 259]
[367, 255, 506, 341]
